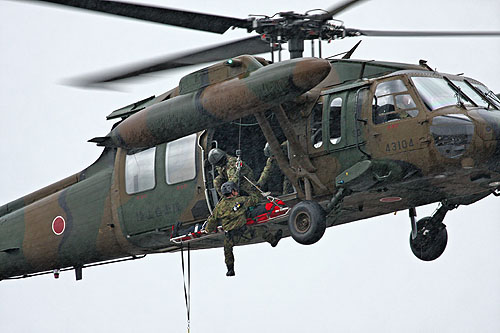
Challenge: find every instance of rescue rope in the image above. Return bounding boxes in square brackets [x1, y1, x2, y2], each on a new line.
[181, 243, 191, 333]
[236, 117, 242, 191]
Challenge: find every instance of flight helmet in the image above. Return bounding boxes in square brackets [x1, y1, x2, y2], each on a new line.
[221, 181, 238, 196]
[208, 148, 227, 166]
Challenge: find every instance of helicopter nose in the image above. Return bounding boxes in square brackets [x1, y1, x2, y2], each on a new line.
[468, 109, 500, 170]
[468, 109, 500, 142]
[430, 114, 475, 159]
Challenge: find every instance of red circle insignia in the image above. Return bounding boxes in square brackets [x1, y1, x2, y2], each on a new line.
[379, 197, 402, 203]
[52, 216, 66, 235]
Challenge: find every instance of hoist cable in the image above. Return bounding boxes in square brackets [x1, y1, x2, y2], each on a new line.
[236, 117, 242, 191]
[181, 243, 191, 333]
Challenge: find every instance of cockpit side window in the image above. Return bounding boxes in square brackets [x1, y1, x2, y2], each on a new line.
[373, 79, 419, 125]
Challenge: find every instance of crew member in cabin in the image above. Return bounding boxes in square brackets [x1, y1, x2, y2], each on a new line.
[257, 141, 293, 195]
[208, 148, 259, 198]
[205, 181, 282, 277]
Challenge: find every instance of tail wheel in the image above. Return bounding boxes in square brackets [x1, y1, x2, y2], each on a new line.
[288, 201, 326, 245]
[409, 217, 448, 261]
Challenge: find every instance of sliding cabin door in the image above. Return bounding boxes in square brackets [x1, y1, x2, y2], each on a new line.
[114, 134, 209, 245]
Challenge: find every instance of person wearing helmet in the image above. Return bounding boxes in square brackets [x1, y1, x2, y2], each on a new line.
[207, 148, 227, 167]
[205, 181, 282, 277]
[208, 148, 258, 197]
[257, 141, 292, 194]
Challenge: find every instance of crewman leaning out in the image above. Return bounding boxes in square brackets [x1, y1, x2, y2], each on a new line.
[205, 181, 282, 277]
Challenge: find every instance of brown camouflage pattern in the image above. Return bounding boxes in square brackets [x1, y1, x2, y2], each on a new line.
[2, 56, 500, 280]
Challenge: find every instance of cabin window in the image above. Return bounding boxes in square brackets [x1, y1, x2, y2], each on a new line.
[329, 97, 342, 144]
[125, 147, 156, 194]
[165, 134, 197, 185]
[373, 79, 419, 124]
[311, 101, 323, 148]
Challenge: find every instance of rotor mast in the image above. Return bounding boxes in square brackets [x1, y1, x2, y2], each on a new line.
[22, 0, 500, 86]
[288, 37, 305, 59]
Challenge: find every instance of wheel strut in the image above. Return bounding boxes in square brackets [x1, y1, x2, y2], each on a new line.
[409, 207, 417, 240]
[430, 203, 451, 225]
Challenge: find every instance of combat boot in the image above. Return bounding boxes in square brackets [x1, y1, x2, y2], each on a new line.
[226, 264, 235, 277]
[270, 229, 283, 247]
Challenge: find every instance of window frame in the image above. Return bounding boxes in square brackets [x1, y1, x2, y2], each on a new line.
[310, 97, 325, 149]
[371, 77, 420, 125]
[125, 147, 157, 195]
[165, 133, 198, 185]
[326, 95, 343, 146]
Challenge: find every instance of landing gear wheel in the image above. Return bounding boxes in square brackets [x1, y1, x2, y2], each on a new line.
[409, 217, 448, 261]
[288, 201, 326, 245]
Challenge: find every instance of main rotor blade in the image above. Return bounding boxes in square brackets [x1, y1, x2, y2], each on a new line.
[22, 0, 251, 34]
[316, 0, 368, 21]
[350, 29, 500, 37]
[67, 35, 272, 87]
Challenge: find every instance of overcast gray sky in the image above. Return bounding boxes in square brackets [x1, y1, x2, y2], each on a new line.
[1, 0, 500, 332]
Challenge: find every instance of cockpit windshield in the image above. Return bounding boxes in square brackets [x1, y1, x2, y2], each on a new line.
[411, 77, 469, 110]
[451, 80, 488, 108]
[411, 76, 498, 111]
[472, 83, 500, 109]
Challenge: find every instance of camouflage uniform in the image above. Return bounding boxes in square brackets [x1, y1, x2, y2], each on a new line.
[257, 157, 293, 194]
[214, 155, 259, 197]
[205, 193, 275, 268]
[257, 142, 293, 194]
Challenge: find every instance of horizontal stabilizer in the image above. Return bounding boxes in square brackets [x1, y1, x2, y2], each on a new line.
[88, 136, 112, 146]
[0, 247, 20, 253]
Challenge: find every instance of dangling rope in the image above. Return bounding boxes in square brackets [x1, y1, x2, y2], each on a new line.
[181, 243, 191, 333]
[236, 117, 243, 191]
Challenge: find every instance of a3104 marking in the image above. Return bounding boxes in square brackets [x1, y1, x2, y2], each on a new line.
[386, 138, 414, 152]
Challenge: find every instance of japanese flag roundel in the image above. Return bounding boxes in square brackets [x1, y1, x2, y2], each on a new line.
[52, 216, 66, 235]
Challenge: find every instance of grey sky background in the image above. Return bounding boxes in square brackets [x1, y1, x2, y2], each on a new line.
[1, 0, 500, 332]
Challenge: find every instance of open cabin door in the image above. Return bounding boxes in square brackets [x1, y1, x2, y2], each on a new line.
[113, 133, 210, 247]
[203, 118, 289, 201]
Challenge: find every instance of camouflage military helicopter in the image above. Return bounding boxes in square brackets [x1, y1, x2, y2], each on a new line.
[1, 0, 500, 283]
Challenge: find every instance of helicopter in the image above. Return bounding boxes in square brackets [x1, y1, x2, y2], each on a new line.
[1, 0, 500, 288]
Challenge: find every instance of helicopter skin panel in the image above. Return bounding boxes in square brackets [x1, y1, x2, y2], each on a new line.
[0, 148, 141, 280]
